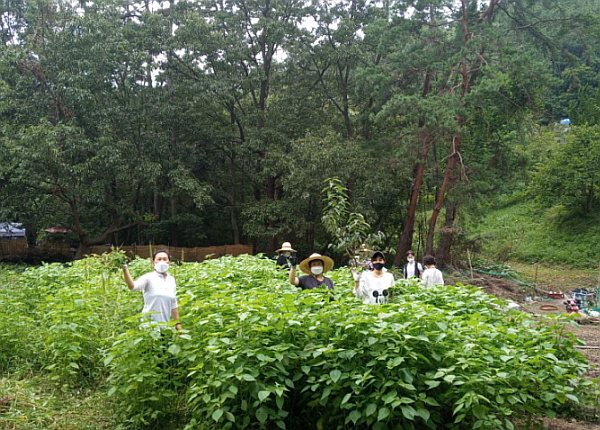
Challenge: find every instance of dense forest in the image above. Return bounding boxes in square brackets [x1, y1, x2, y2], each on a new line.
[1, 0, 600, 264]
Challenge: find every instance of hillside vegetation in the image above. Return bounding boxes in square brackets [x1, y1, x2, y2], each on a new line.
[468, 199, 600, 268]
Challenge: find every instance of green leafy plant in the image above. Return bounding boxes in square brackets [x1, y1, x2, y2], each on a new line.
[321, 177, 384, 263]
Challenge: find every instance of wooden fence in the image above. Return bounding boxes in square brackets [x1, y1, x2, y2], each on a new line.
[0, 238, 73, 261]
[0, 239, 252, 263]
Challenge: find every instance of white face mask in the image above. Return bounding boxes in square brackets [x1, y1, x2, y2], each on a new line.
[311, 266, 324, 275]
[407, 257, 414, 263]
[155, 261, 170, 273]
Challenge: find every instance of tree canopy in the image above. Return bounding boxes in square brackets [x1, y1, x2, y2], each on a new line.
[1, 0, 599, 263]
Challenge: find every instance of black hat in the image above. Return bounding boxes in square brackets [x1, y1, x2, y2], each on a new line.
[371, 251, 385, 260]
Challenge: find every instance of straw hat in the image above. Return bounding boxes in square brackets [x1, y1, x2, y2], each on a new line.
[359, 244, 372, 253]
[299, 253, 334, 274]
[276, 242, 296, 253]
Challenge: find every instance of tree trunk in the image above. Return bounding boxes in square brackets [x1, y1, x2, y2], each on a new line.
[424, 131, 462, 254]
[435, 198, 457, 268]
[393, 131, 433, 266]
[230, 161, 240, 244]
[229, 107, 241, 244]
[170, 195, 179, 246]
[266, 176, 277, 254]
[393, 70, 434, 266]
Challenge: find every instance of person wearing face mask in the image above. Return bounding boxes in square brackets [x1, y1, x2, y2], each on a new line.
[275, 242, 296, 269]
[288, 253, 335, 290]
[354, 251, 395, 304]
[403, 250, 423, 279]
[123, 249, 181, 330]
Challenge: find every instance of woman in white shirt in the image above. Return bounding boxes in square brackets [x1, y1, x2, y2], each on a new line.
[353, 251, 395, 304]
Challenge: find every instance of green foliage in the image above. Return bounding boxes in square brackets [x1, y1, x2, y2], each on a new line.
[532, 124, 600, 215]
[1, 0, 600, 263]
[0, 254, 137, 382]
[321, 177, 383, 261]
[467, 199, 600, 267]
[108, 254, 597, 429]
[1, 253, 598, 428]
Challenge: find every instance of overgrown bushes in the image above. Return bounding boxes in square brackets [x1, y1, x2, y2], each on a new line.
[0, 254, 597, 429]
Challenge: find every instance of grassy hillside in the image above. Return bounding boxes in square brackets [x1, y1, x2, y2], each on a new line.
[467, 200, 600, 268]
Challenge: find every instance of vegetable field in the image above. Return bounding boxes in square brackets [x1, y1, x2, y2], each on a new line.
[0, 253, 598, 429]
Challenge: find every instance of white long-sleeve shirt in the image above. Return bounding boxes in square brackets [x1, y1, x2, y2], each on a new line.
[355, 271, 395, 304]
[421, 267, 444, 287]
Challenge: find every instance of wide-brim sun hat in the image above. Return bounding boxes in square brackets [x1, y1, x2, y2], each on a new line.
[299, 253, 334, 274]
[276, 242, 296, 253]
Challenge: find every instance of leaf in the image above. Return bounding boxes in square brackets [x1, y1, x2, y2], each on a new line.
[415, 407, 430, 422]
[377, 407, 390, 421]
[366, 403, 377, 417]
[276, 395, 284, 410]
[443, 374, 456, 383]
[348, 410, 361, 424]
[400, 405, 416, 420]
[472, 404, 487, 420]
[425, 380, 440, 389]
[258, 390, 270, 402]
[330, 369, 342, 383]
[454, 413, 466, 423]
[256, 406, 268, 424]
[381, 390, 397, 404]
[212, 408, 224, 422]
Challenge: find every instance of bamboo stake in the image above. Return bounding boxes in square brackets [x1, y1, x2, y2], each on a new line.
[467, 249, 473, 279]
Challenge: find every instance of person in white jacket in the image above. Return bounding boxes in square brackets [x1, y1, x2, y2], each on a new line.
[353, 251, 395, 304]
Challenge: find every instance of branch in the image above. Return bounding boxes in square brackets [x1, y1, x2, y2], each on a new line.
[511, 17, 572, 31]
[86, 222, 146, 246]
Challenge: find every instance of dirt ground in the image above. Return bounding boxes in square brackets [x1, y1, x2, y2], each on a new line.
[449, 270, 600, 429]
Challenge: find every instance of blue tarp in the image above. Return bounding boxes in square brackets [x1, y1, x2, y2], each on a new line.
[559, 118, 571, 124]
[0, 222, 26, 238]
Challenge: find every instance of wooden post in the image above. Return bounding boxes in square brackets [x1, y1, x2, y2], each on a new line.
[467, 249, 473, 279]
